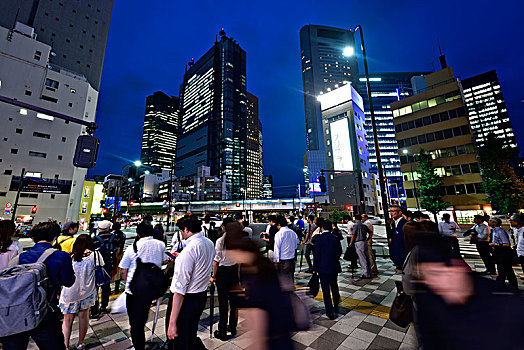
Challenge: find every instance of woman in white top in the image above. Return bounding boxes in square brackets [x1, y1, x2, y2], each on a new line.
[0, 220, 22, 271]
[59, 234, 102, 350]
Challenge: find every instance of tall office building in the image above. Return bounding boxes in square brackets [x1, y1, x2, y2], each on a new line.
[461, 70, 518, 150]
[261, 175, 273, 199]
[300, 25, 358, 196]
[176, 30, 248, 199]
[140, 91, 179, 172]
[246, 92, 263, 199]
[0, 0, 114, 90]
[356, 72, 427, 204]
[391, 65, 486, 215]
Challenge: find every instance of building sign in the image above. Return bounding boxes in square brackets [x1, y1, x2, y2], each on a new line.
[330, 118, 354, 172]
[83, 186, 91, 198]
[10, 176, 72, 194]
[81, 202, 88, 214]
[105, 197, 121, 211]
[309, 182, 321, 193]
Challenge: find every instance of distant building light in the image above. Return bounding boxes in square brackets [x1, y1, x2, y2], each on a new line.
[359, 77, 382, 82]
[36, 113, 54, 121]
[19, 108, 28, 115]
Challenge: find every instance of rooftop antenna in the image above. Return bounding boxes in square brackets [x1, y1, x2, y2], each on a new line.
[437, 39, 447, 69]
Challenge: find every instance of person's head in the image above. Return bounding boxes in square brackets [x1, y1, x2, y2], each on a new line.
[403, 211, 414, 222]
[354, 214, 362, 222]
[510, 213, 524, 228]
[180, 217, 202, 239]
[361, 214, 368, 221]
[316, 217, 325, 228]
[488, 217, 502, 228]
[308, 214, 315, 223]
[321, 219, 332, 231]
[97, 220, 112, 233]
[0, 220, 16, 253]
[404, 221, 439, 252]
[30, 222, 61, 243]
[154, 223, 165, 234]
[442, 213, 451, 222]
[388, 205, 403, 219]
[332, 221, 338, 228]
[71, 234, 94, 262]
[342, 214, 352, 223]
[221, 217, 236, 232]
[204, 215, 211, 224]
[113, 222, 121, 231]
[268, 215, 277, 225]
[413, 211, 423, 221]
[275, 215, 288, 229]
[473, 215, 484, 225]
[143, 214, 154, 224]
[242, 220, 249, 229]
[289, 216, 295, 224]
[62, 221, 79, 236]
[136, 222, 154, 238]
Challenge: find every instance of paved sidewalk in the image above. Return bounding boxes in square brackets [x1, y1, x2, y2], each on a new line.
[24, 253, 523, 350]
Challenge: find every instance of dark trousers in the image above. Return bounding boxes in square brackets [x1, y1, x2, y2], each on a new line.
[216, 265, 239, 333]
[319, 273, 340, 315]
[475, 241, 496, 274]
[127, 293, 153, 350]
[494, 246, 518, 288]
[443, 236, 461, 259]
[520, 256, 524, 276]
[305, 244, 314, 270]
[278, 258, 296, 289]
[0, 309, 66, 350]
[346, 237, 358, 268]
[169, 291, 207, 350]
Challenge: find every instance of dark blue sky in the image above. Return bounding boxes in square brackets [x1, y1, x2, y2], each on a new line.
[89, 0, 524, 197]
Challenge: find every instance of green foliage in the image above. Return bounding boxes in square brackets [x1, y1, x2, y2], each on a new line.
[416, 149, 450, 216]
[478, 134, 524, 215]
[331, 209, 350, 223]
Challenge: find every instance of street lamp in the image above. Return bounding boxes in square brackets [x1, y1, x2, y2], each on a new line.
[402, 149, 420, 209]
[343, 25, 389, 219]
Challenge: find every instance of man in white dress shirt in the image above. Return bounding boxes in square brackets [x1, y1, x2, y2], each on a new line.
[273, 215, 298, 289]
[167, 218, 215, 349]
[362, 214, 378, 275]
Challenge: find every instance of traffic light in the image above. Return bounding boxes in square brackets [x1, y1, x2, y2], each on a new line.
[129, 201, 135, 206]
[345, 205, 352, 211]
[103, 208, 108, 214]
[31, 206, 38, 214]
[319, 175, 327, 192]
[73, 135, 99, 169]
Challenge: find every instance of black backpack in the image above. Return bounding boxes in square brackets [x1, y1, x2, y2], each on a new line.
[95, 234, 118, 269]
[129, 245, 168, 300]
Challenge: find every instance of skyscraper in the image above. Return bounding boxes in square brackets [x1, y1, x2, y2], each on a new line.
[261, 175, 273, 199]
[0, 0, 114, 90]
[246, 92, 263, 199]
[356, 72, 427, 204]
[300, 25, 358, 195]
[176, 30, 248, 199]
[140, 91, 179, 172]
[461, 70, 518, 150]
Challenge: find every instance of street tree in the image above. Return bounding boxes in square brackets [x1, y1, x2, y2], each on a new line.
[417, 149, 450, 221]
[478, 133, 524, 215]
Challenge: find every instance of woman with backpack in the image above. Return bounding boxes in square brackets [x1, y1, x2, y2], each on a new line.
[59, 234, 101, 350]
[0, 219, 22, 271]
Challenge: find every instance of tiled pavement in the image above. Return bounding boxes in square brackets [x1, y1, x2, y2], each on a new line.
[23, 249, 524, 350]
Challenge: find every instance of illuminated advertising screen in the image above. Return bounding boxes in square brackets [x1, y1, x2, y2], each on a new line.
[330, 118, 353, 171]
[309, 182, 321, 193]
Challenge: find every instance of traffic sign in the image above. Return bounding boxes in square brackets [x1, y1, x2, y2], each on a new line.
[4, 209, 10, 215]
[5, 202, 12, 209]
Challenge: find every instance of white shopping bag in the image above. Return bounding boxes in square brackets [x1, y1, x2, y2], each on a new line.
[110, 292, 127, 314]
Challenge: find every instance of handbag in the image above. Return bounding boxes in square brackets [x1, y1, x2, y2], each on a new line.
[288, 291, 311, 331]
[389, 281, 413, 328]
[307, 272, 320, 297]
[94, 250, 111, 287]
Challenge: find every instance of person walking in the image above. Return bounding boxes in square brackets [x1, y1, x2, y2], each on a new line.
[167, 217, 215, 350]
[0, 222, 75, 350]
[388, 205, 408, 271]
[468, 215, 495, 275]
[303, 214, 317, 273]
[0, 220, 22, 271]
[119, 222, 166, 350]
[342, 215, 358, 270]
[210, 218, 239, 341]
[92, 220, 118, 316]
[313, 219, 342, 319]
[488, 217, 517, 289]
[261, 215, 278, 260]
[273, 216, 298, 289]
[111, 222, 126, 295]
[59, 235, 99, 350]
[349, 215, 372, 279]
[361, 214, 378, 275]
[510, 213, 524, 280]
[56, 222, 79, 254]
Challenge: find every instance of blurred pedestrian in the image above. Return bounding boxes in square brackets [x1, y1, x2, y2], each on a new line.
[349, 215, 372, 279]
[242, 220, 253, 240]
[510, 213, 524, 280]
[59, 235, 99, 350]
[313, 219, 342, 319]
[467, 215, 495, 275]
[262, 215, 278, 260]
[56, 221, 79, 254]
[438, 214, 461, 257]
[167, 218, 214, 349]
[273, 216, 298, 289]
[489, 217, 517, 289]
[303, 214, 317, 273]
[0, 220, 22, 271]
[362, 214, 378, 275]
[388, 205, 408, 271]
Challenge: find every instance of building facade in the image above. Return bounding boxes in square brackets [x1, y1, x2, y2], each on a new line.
[0, 23, 98, 223]
[246, 92, 263, 199]
[461, 70, 518, 150]
[356, 72, 427, 204]
[299, 25, 358, 196]
[140, 91, 179, 172]
[318, 84, 375, 213]
[78, 179, 104, 230]
[261, 175, 273, 199]
[176, 30, 247, 200]
[391, 66, 486, 215]
[0, 0, 114, 90]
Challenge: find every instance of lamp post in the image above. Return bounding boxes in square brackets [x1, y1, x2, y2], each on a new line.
[344, 25, 389, 220]
[402, 149, 420, 209]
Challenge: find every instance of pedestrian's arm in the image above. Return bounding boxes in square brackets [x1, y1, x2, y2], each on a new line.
[61, 254, 76, 288]
[273, 232, 281, 263]
[210, 260, 219, 284]
[167, 292, 185, 339]
[454, 223, 461, 232]
[349, 234, 355, 246]
[121, 268, 128, 282]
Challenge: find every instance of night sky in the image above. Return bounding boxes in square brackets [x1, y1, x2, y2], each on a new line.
[89, 0, 524, 197]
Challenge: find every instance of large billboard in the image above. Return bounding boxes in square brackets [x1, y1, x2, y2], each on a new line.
[10, 176, 72, 194]
[329, 118, 353, 172]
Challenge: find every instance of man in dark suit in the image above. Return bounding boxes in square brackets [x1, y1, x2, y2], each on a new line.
[388, 205, 408, 271]
[313, 219, 342, 320]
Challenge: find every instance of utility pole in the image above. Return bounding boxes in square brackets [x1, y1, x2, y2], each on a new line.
[166, 158, 174, 232]
[11, 168, 25, 222]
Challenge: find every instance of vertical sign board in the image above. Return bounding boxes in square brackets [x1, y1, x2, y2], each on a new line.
[329, 118, 354, 172]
